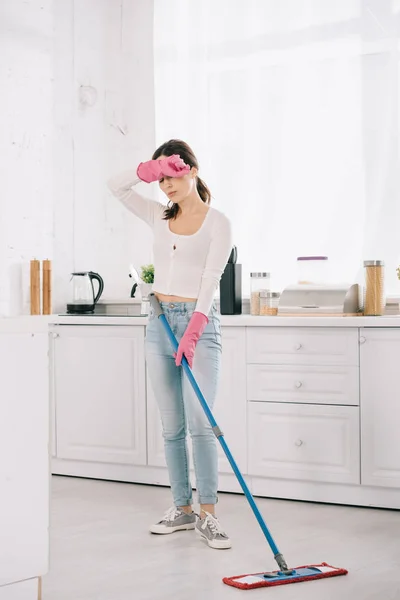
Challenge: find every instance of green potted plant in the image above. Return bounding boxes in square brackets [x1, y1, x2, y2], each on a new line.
[140, 264, 154, 285]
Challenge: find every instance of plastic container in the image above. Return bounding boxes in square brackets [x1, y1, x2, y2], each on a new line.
[297, 256, 328, 284]
[139, 283, 153, 316]
[364, 260, 385, 316]
[260, 291, 280, 316]
[250, 272, 270, 315]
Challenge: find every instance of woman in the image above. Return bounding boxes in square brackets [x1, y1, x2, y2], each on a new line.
[107, 140, 233, 550]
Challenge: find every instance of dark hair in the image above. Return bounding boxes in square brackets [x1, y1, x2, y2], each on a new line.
[152, 139, 211, 220]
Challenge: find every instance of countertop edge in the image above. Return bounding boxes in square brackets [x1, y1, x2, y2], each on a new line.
[49, 315, 400, 327]
[2, 314, 400, 332]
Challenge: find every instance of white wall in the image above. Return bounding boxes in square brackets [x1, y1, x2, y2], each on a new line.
[0, 0, 53, 316]
[0, 0, 155, 316]
[54, 0, 156, 311]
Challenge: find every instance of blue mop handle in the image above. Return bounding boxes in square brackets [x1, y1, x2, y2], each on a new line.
[148, 294, 282, 560]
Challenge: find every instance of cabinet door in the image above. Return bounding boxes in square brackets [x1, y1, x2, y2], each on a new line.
[146, 368, 166, 468]
[214, 327, 247, 473]
[146, 327, 247, 475]
[360, 328, 400, 487]
[248, 402, 360, 484]
[52, 326, 146, 465]
[0, 333, 49, 586]
[49, 334, 57, 458]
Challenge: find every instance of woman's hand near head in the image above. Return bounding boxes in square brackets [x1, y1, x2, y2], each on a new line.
[137, 154, 190, 183]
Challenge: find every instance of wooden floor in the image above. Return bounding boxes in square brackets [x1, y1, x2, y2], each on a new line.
[43, 475, 400, 600]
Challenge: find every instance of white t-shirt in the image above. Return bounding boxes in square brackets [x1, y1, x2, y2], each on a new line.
[107, 170, 233, 316]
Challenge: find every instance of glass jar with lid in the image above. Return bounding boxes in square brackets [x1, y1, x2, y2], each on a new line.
[250, 272, 270, 315]
[297, 256, 328, 284]
[260, 291, 280, 316]
[363, 260, 385, 316]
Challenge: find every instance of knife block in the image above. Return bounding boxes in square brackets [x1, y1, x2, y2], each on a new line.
[219, 262, 242, 315]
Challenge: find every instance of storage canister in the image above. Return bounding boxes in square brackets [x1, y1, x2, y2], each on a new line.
[250, 272, 270, 315]
[297, 256, 328, 284]
[364, 260, 385, 316]
[259, 291, 280, 316]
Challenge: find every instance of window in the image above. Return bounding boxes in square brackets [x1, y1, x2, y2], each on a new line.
[154, 0, 400, 295]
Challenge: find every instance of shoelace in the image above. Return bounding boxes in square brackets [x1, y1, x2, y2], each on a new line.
[202, 512, 226, 536]
[161, 506, 182, 523]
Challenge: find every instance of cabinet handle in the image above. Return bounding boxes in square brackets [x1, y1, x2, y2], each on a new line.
[359, 336, 366, 344]
[295, 439, 304, 447]
[295, 381, 302, 388]
[294, 343, 302, 351]
[52, 332, 59, 339]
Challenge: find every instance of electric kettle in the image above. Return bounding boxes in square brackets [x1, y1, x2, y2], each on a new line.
[66, 271, 104, 314]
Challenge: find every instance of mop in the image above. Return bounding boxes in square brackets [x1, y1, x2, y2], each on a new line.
[149, 294, 348, 590]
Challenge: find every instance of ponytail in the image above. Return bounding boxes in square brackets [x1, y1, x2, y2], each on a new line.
[196, 176, 211, 205]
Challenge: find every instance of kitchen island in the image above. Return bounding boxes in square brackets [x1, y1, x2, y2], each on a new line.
[0, 316, 51, 600]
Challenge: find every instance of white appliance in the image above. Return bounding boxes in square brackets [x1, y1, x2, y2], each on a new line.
[278, 283, 360, 315]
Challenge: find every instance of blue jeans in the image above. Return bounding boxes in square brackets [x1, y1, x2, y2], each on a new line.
[145, 301, 222, 506]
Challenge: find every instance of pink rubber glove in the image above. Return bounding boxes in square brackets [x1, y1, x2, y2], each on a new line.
[175, 312, 208, 368]
[137, 154, 190, 183]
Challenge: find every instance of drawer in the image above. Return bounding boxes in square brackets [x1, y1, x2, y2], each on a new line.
[248, 402, 360, 484]
[247, 364, 359, 406]
[246, 327, 359, 366]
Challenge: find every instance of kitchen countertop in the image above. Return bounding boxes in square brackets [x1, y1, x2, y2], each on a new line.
[0, 315, 54, 333]
[49, 314, 400, 327]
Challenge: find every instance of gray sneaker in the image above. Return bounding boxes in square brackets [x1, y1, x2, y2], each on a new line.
[195, 512, 232, 549]
[149, 507, 196, 535]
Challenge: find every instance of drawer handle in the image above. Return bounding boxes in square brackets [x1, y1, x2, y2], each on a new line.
[295, 439, 304, 447]
[295, 381, 303, 388]
[294, 343, 302, 350]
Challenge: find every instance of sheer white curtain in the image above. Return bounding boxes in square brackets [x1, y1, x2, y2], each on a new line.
[153, 0, 400, 295]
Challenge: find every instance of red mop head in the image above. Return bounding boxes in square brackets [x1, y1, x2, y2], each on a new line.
[223, 562, 348, 590]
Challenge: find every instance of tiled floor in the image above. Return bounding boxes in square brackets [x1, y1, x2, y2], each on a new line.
[43, 475, 400, 600]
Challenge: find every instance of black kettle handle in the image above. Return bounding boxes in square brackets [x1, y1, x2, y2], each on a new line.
[89, 272, 104, 304]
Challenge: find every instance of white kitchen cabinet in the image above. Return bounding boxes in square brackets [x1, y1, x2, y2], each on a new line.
[360, 328, 400, 488]
[0, 330, 49, 590]
[50, 347, 57, 458]
[146, 327, 247, 475]
[247, 327, 359, 366]
[248, 402, 360, 484]
[48, 315, 400, 509]
[146, 368, 167, 468]
[214, 327, 247, 473]
[247, 364, 359, 406]
[51, 325, 147, 465]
